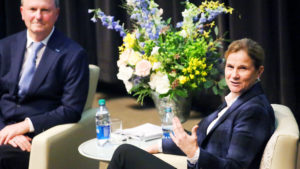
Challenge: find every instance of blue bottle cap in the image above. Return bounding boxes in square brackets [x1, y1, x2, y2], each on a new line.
[165, 107, 172, 113]
[98, 99, 106, 106]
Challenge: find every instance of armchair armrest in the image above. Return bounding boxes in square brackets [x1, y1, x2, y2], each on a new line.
[29, 108, 99, 169]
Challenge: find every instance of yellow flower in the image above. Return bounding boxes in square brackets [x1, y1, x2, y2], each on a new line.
[179, 76, 188, 84]
[190, 74, 195, 79]
[199, 6, 204, 13]
[226, 7, 234, 14]
[119, 44, 125, 53]
[210, 21, 215, 28]
[146, 55, 158, 63]
[197, 60, 203, 66]
[201, 71, 207, 76]
[195, 70, 200, 75]
[203, 31, 210, 38]
[208, 41, 214, 47]
[123, 33, 135, 48]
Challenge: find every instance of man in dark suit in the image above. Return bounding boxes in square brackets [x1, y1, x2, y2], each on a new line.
[0, 0, 89, 168]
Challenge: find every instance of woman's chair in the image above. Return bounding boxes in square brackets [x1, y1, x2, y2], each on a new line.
[28, 64, 100, 169]
[260, 104, 299, 169]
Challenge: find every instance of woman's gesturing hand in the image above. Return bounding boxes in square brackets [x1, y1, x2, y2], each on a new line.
[170, 117, 199, 158]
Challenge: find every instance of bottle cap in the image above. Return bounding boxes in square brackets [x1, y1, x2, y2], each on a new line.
[165, 107, 172, 113]
[98, 99, 106, 106]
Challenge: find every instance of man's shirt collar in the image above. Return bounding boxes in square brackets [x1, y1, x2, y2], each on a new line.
[26, 27, 55, 48]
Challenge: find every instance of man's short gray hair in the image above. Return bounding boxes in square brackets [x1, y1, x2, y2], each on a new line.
[21, 0, 60, 8]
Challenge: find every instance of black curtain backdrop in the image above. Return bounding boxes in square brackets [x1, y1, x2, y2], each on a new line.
[1, 0, 299, 123]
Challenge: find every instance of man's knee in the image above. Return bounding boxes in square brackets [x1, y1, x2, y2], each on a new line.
[0, 145, 29, 169]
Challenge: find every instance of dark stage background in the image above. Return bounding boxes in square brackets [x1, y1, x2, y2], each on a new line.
[1, 0, 299, 123]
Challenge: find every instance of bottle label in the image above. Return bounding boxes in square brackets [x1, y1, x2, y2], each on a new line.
[162, 128, 173, 139]
[163, 132, 171, 138]
[96, 125, 110, 139]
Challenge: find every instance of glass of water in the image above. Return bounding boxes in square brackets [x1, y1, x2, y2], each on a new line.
[109, 118, 124, 144]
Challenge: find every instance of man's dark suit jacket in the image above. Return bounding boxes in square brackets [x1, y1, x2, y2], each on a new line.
[0, 29, 89, 137]
[162, 82, 275, 169]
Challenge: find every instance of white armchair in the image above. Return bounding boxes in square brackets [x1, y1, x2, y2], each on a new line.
[28, 65, 100, 169]
[260, 104, 299, 169]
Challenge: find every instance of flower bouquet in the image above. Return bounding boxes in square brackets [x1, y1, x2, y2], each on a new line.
[89, 0, 233, 105]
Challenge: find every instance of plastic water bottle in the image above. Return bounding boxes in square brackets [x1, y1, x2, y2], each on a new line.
[95, 99, 111, 146]
[161, 107, 174, 139]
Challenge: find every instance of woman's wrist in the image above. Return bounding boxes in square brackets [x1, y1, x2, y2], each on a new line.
[187, 147, 200, 164]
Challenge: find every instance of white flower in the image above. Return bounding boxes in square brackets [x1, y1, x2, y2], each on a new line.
[117, 66, 134, 81]
[148, 71, 170, 94]
[118, 49, 142, 67]
[88, 9, 94, 13]
[126, 0, 135, 7]
[152, 62, 161, 70]
[159, 8, 163, 15]
[128, 51, 142, 65]
[118, 49, 131, 67]
[151, 46, 160, 56]
[124, 80, 133, 92]
[117, 59, 126, 67]
[135, 60, 152, 77]
[179, 29, 188, 38]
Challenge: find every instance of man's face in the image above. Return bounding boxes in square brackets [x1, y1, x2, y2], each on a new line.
[20, 0, 59, 41]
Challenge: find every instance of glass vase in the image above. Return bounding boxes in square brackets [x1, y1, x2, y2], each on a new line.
[151, 92, 192, 123]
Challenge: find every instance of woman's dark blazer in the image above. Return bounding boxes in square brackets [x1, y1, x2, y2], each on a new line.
[162, 82, 275, 169]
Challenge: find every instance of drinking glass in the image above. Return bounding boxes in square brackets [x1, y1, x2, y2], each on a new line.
[110, 118, 124, 144]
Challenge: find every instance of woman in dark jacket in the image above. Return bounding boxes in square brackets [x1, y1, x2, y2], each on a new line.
[108, 38, 275, 169]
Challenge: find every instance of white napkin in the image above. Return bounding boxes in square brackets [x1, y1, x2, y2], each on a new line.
[121, 123, 163, 141]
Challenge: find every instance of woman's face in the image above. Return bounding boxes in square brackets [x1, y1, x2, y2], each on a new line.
[225, 50, 264, 97]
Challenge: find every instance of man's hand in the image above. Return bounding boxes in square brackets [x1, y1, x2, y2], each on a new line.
[8, 135, 32, 152]
[170, 117, 199, 158]
[0, 120, 30, 145]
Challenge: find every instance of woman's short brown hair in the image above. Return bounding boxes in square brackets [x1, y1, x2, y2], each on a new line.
[224, 38, 265, 69]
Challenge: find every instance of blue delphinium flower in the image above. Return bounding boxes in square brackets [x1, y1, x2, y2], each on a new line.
[199, 13, 206, 24]
[135, 32, 141, 39]
[127, 0, 165, 41]
[139, 42, 145, 47]
[206, 7, 226, 22]
[90, 17, 97, 23]
[97, 11, 105, 17]
[196, 24, 204, 34]
[90, 9, 127, 38]
[120, 31, 126, 37]
[176, 22, 183, 28]
[132, 76, 143, 86]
